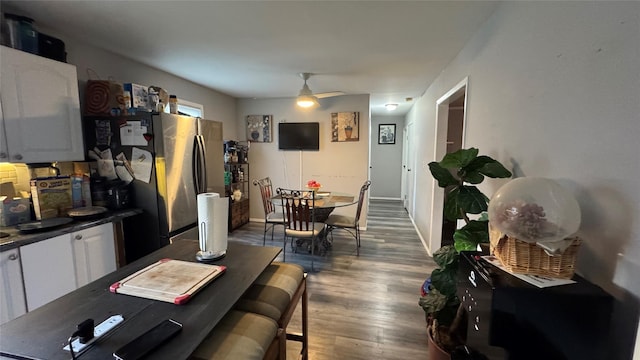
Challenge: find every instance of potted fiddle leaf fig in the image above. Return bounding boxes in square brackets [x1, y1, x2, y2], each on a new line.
[420, 148, 512, 355]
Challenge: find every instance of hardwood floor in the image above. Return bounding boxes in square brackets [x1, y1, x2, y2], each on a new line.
[228, 199, 436, 359]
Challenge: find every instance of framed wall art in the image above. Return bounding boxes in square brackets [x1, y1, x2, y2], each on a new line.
[331, 112, 359, 142]
[246, 115, 272, 142]
[378, 124, 396, 144]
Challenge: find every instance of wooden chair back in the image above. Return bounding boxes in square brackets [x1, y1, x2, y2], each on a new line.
[354, 180, 372, 223]
[276, 188, 316, 232]
[253, 177, 276, 216]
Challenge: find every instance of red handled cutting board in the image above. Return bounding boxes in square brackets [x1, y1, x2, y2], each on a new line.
[110, 259, 226, 305]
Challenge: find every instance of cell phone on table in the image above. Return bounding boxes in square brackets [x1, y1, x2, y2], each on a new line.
[113, 319, 182, 360]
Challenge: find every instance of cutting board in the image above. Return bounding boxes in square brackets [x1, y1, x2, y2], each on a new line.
[110, 259, 226, 304]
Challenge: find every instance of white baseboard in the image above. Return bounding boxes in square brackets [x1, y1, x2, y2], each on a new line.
[369, 196, 402, 200]
[406, 212, 430, 256]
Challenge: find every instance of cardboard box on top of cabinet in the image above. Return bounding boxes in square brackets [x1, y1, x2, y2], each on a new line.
[30, 176, 72, 220]
[123, 83, 149, 110]
[0, 197, 31, 226]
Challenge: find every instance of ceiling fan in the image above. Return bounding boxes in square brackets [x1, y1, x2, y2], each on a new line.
[296, 73, 345, 108]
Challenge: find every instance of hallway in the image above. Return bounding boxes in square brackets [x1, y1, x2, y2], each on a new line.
[228, 199, 436, 359]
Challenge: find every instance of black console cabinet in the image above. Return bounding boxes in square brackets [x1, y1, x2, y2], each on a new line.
[458, 251, 613, 360]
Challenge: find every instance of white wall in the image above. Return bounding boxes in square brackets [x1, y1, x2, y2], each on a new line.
[237, 95, 371, 224]
[33, 25, 238, 139]
[370, 115, 404, 199]
[407, 2, 640, 357]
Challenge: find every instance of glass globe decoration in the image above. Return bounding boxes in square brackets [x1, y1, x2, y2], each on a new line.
[488, 177, 581, 243]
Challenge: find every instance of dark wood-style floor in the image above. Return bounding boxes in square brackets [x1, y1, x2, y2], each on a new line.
[228, 199, 436, 359]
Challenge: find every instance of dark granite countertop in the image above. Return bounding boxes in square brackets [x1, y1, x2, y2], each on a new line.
[0, 208, 143, 252]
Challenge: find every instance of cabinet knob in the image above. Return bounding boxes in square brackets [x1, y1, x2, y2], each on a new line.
[75, 234, 83, 240]
[13, 154, 23, 160]
[8, 253, 18, 261]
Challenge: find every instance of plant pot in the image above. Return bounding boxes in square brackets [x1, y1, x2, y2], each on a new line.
[427, 326, 451, 360]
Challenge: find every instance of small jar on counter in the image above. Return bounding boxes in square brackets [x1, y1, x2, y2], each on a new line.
[169, 95, 178, 114]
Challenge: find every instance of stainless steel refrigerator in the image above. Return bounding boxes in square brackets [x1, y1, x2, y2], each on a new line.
[83, 113, 225, 263]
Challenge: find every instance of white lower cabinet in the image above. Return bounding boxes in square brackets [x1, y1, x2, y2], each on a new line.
[71, 223, 116, 287]
[0, 248, 27, 325]
[18, 223, 117, 313]
[20, 234, 76, 312]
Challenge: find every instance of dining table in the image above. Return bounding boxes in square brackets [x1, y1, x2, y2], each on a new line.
[272, 190, 357, 254]
[0, 241, 281, 360]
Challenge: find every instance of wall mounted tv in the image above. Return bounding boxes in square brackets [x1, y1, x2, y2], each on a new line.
[278, 122, 320, 151]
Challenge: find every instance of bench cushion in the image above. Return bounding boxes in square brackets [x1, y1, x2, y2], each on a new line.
[191, 310, 277, 360]
[235, 262, 304, 321]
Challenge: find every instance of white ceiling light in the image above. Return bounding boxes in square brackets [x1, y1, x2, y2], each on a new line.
[296, 73, 319, 108]
[385, 104, 398, 111]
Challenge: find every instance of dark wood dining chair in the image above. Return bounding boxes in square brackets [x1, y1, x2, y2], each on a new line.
[276, 188, 325, 270]
[253, 177, 286, 246]
[324, 180, 371, 255]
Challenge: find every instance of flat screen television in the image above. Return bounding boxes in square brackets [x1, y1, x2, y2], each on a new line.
[278, 122, 320, 151]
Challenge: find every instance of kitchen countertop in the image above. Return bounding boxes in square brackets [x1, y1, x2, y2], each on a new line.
[0, 208, 143, 251]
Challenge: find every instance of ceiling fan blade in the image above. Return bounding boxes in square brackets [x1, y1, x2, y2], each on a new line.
[315, 91, 346, 99]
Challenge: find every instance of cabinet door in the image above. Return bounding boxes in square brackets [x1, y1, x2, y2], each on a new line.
[0, 45, 84, 163]
[0, 248, 27, 325]
[71, 223, 116, 287]
[0, 100, 9, 161]
[21, 234, 76, 311]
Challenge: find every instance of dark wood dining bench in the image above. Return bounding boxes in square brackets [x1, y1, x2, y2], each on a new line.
[192, 262, 308, 360]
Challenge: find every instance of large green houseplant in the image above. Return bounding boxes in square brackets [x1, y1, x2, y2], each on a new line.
[420, 148, 512, 353]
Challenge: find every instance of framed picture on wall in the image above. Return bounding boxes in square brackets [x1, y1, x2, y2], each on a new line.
[246, 115, 272, 142]
[331, 112, 359, 142]
[378, 124, 396, 144]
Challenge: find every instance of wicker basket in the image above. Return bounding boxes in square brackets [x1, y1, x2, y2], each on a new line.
[489, 224, 581, 279]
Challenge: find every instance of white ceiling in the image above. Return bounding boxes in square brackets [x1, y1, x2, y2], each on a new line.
[3, 1, 499, 116]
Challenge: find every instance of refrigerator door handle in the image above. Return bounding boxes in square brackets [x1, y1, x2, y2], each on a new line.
[193, 135, 207, 194]
[193, 136, 201, 195]
[199, 136, 208, 191]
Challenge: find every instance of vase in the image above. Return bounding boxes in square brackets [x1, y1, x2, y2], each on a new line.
[344, 126, 352, 139]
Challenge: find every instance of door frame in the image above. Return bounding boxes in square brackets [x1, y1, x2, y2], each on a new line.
[405, 122, 416, 216]
[401, 126, 409, 209]
[428, 77, 468, 253]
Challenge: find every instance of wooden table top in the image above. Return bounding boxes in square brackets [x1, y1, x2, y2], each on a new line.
[0, 241, 281, 360]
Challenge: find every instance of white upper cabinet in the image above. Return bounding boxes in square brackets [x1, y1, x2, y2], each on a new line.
[0, 46, 84, 163]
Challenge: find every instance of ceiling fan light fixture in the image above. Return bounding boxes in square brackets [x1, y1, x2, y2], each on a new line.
[296, 78, 319, 107]
[297, 94, 318, 108]
[385, 103, 398, 111]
